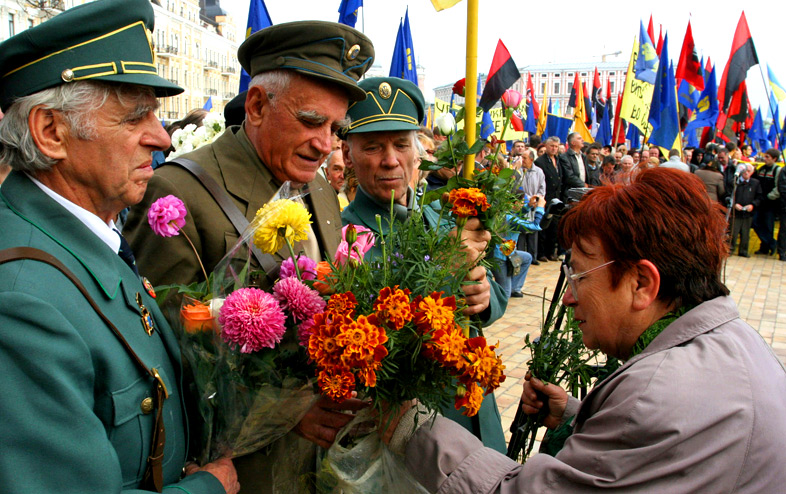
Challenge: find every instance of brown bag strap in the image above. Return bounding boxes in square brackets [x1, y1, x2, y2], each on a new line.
[168, 157, 280, 280]
[0, 247, 168, 492]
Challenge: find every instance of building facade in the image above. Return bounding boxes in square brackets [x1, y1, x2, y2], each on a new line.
[0, 0, 242, 122]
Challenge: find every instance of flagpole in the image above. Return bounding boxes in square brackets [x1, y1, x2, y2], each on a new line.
[463, 0, 479, 178]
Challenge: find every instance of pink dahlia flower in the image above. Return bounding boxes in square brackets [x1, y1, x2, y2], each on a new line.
[219, 288, 286, 353]
[148, 195, 187, 237]
[280, 256, 318, 280]
[273, 277, 326, 325]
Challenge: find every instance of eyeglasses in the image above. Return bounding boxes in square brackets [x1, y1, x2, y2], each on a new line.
[562, 260, 615, 302]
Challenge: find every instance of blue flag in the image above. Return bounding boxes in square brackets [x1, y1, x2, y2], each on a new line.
[685, 127, 700, 148]
[203, 96, 212, 111]
[684, 65, 718, 133]
[524, 99, 537, 134]
[338, 0, 363, 28]
[543, 114, 573, 142]
[389, 9, 418, 84]
[595, 102, 612, 146]
[677, 79, 701, 111]
[747, 108, 769, 153]
[626, 122, 641, 149]
[635, 21, 659, 84]
[239, 0, 273, 92]
[648, 35, 680, 152]
[768, 102, 782, 151]
[480, 111, 495, 140]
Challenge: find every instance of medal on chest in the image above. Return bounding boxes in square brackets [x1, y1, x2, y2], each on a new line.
[136, 293, 155, 336]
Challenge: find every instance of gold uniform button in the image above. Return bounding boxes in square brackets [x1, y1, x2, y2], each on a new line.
[140, 397, 154, 414]
[346, 44, 361, 61]
[61, 69, 74, 82]
[379, 82, 392, 99]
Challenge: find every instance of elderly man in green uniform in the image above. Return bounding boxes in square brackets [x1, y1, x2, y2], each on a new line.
[0, 0, 237, 492]
[340, 77, 508, 452]
[123, 20, 374, 494]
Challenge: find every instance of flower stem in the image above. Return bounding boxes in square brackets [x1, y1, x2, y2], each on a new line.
[182, 230, 209, 283]
[284, 238, 301, 281]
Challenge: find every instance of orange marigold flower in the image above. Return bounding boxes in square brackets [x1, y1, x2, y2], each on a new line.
[338, 314, 388, 366]
[454, 381, 484, 417]
[448, 188, 490, 218]
[463, 337, 506, 391]
[373, 285, 413, 330]
[425, 324, 468, 370]
[326, 292, 357, 318]
[318, 368, 356, 402]
[307, 312, 346, 368]
[412, 292, 457, 334]
[500, 240, 516, 257]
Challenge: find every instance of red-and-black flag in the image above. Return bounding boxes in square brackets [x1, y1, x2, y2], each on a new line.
[718, 11, 758, 113]
[592, 67, 605, 124]
[656, 26, 664, 56]
[676, 20, 705, 91]
[647, 15, 655, 47]
[479, 39, 520, 112]
[526, 72, 540, 118]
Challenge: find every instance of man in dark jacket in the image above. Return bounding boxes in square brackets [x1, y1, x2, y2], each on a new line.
[730, 163, 763, 257]
[752, 149, 780, 255]
[559, 132, 587, 194]
[535, 136, 563, 261]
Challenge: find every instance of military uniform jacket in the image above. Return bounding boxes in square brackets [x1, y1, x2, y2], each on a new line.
[124, 125, 343, 288]
[341, 186, 508, 453]
[0, 172, 223, 493]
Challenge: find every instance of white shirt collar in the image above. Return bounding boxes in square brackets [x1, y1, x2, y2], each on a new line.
[27, 173, 121, 254]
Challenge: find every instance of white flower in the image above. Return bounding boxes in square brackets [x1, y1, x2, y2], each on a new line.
[436, 113, 456, 137]
[166, 115, 225, 160]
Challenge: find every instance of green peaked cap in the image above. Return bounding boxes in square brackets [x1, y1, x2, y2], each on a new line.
[238, 20, 374, 102]
[0, 0, 183, 112]
[342, 77, 425, 136]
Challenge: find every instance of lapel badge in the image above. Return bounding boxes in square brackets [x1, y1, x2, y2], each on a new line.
[379, 82, 392, 99]
[142, 277, 156, 298]
[136, 293, 155, 336]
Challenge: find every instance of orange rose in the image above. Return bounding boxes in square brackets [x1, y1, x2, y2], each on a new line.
[181, 302, 215, 333]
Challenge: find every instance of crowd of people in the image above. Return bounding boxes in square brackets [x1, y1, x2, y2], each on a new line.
[1, 1, 785, 493]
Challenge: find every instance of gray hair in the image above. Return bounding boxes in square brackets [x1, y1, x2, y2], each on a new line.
[621, 155, 634, 165]
[0, 81, 155, 173]
[526, 149, 536, 160]
[545, 136, 560, 145]
[250, 70, 293, 106]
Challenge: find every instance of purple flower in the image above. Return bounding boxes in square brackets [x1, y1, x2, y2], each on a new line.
[147, 195, 187, 237]
[219, 288, 286, 353]
[280, 256, 318, 280]
[273, 277, 326, 325]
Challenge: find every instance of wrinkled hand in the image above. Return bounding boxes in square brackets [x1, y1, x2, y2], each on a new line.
[461, 265, 491, 316]
[293, 395, 368, 449]
[184, 457, 239, 494]
[520, 373, 569, 429]
[453, 217, 490, 265]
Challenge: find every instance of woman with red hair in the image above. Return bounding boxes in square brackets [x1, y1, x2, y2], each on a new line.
[381, 168, 786, 493]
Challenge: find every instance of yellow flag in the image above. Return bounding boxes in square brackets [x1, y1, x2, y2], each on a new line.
[620, 37, 655, 135]
[537, 84, 548, 136]
[431, 0, 463, 11]
[573, 80, 594, 143]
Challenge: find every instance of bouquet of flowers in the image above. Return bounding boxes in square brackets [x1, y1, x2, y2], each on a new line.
[168, 111, 225, 159]
[146, 184, 325, 477]
[308, 202, 507, 492]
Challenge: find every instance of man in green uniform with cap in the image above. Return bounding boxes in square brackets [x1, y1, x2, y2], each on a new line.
[0, 0, 237, 492]
[340, 76, 508, 453]
[123, 19, 375, 494]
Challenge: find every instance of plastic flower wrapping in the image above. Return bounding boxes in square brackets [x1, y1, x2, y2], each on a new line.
[167, 111, 225, 159]
[310, 205, 506, 493]
[147, 184, 326, 478]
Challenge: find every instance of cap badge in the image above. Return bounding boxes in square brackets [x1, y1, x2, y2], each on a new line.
[346, 44, 361, 61]
[61, 69, 74, 82]
[379, 82, 392, 99]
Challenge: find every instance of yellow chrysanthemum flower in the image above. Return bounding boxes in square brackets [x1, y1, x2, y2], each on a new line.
[252, 199, 312, 254]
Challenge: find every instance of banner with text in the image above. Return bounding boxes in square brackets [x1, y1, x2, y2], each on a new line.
[620, 37, 655, 136]
[434, 97, 526, 140]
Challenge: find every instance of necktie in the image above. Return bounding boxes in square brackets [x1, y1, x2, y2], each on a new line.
[115, 229, 140, 276]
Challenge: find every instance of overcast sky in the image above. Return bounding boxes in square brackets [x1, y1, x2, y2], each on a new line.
[222, 0, 786, 112]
